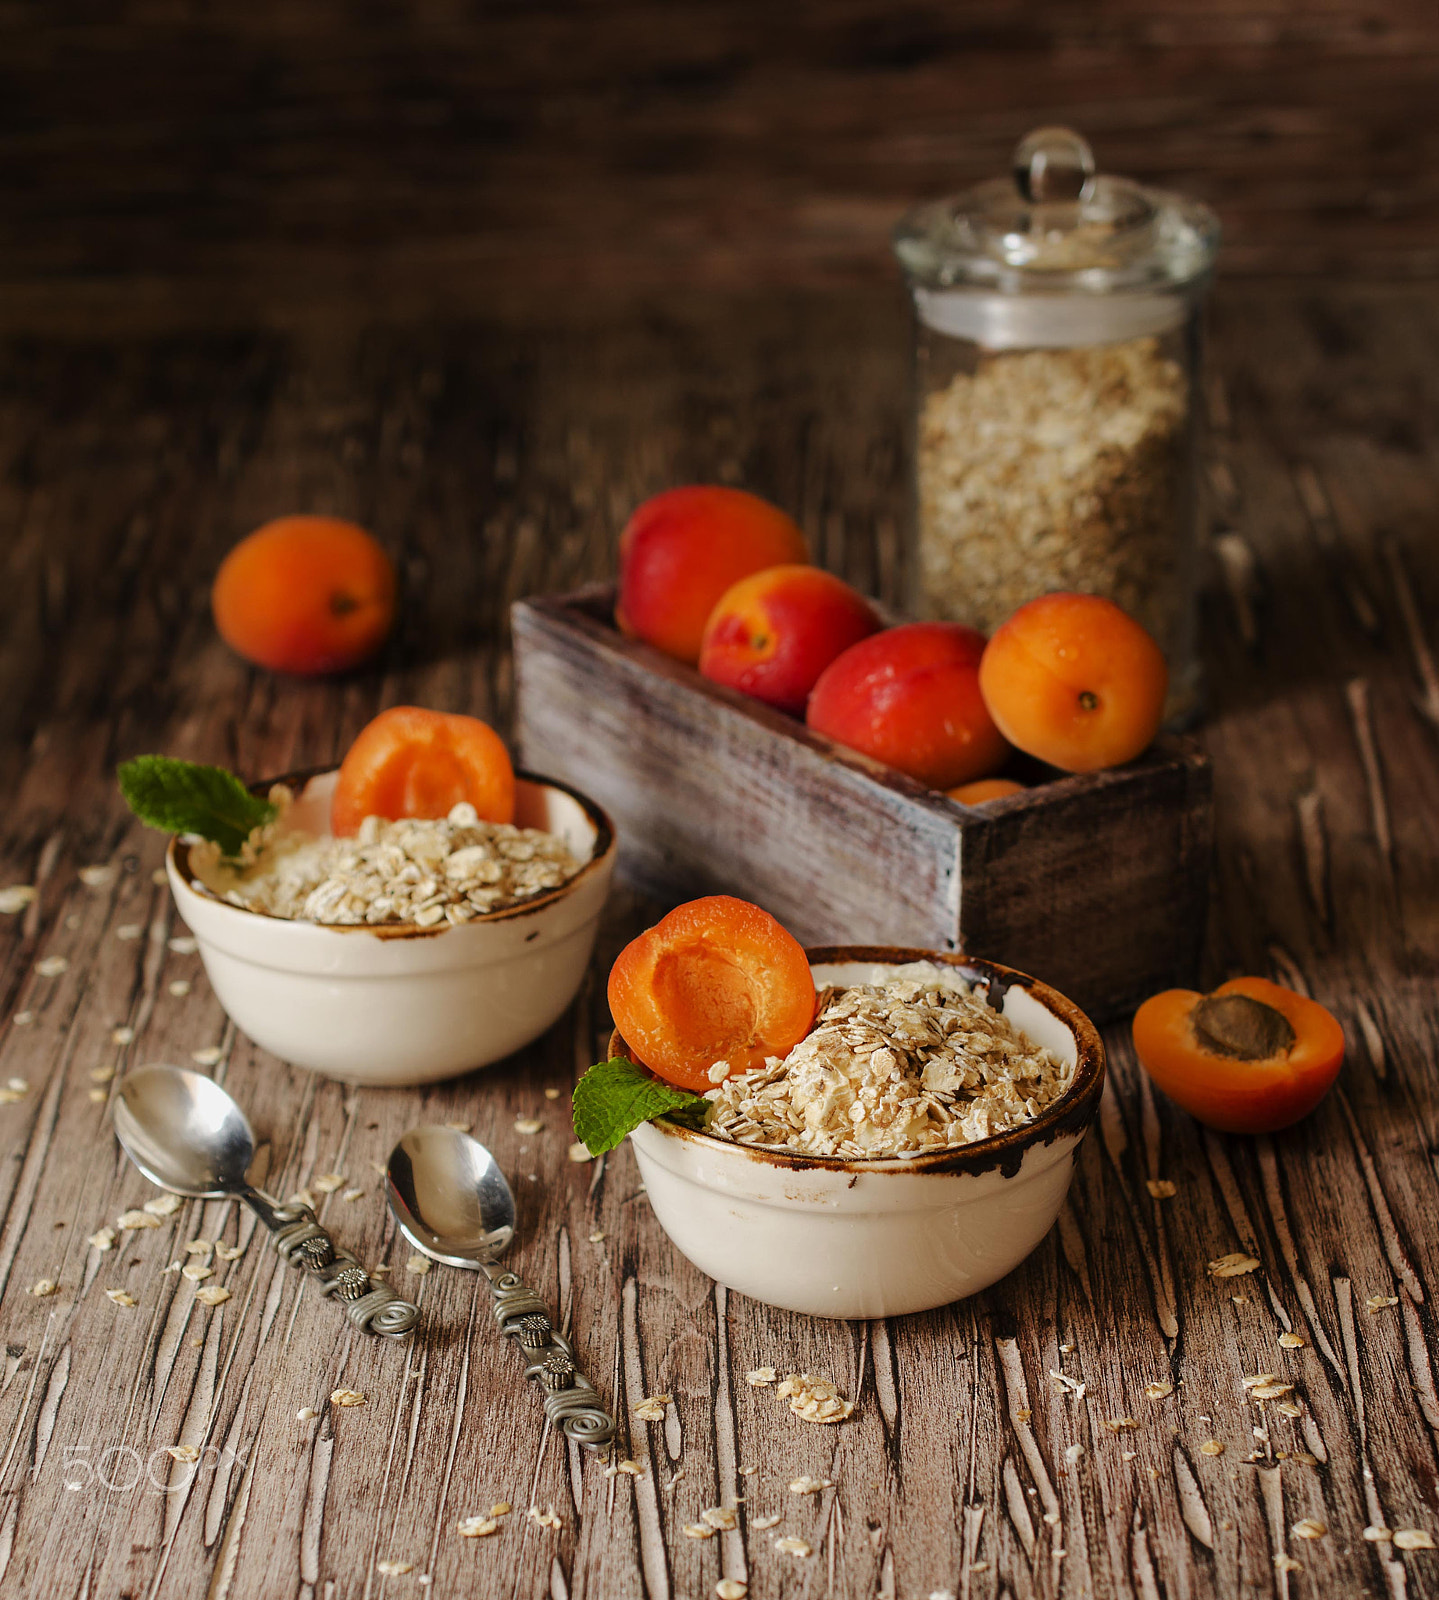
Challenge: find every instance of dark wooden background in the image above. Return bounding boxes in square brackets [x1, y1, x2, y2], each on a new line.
[2, 5, 1439, 1598]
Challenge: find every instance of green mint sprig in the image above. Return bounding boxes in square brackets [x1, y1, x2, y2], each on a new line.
[572, 1057, 710, 1156]
[117, 756, 277, 858]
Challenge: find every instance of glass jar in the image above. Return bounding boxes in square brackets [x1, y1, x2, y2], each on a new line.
[893, 127, 1220, 721]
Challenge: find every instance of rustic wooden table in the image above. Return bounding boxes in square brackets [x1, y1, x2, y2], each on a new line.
[0, 281, 1436, 1600]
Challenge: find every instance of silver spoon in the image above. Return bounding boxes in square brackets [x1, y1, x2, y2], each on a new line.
[115, 1065, 418, 1338]
[386, 1125, 614, 1448]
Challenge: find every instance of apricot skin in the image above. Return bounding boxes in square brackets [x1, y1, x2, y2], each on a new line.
[946, 777, 1025, 805]
[806, 622, 1011, 790]
[699, 565, 881, 715]
[615, 487, 809, 664]
[212, 516, 395, 676]
[978, 593, 1168, 773]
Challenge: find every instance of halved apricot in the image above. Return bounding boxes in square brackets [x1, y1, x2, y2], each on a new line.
[331, 706, 515, 836]
[607, 895, 816, 1092]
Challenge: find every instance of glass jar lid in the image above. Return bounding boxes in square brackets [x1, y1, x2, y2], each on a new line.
[894, 127, 1219, 296]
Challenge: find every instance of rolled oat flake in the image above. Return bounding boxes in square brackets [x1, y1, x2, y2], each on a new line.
[893, 127, 1220, 722]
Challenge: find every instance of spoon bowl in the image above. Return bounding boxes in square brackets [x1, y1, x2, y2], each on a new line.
[115, 1065, 257, 1197]
[387, 1125, 515, 1267]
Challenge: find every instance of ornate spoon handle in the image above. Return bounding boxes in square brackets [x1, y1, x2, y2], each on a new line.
[244, 1188, 420, 1338]
[484, 1265, 615, 1448]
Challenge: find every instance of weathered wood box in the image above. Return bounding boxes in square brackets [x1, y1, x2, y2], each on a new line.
[512, 585, 1212, 1022]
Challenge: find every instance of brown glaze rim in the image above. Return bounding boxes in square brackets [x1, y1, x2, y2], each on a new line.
[609, 946, 1106, 1179]
[169, 765, 617, 940]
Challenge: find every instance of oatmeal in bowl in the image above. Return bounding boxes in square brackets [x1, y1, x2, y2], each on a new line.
[616, 947, 1104, 1319]
[168, 767, 616, 1086]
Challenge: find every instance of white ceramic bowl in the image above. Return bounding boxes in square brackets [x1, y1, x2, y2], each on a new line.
[167, 768, 616, 1086]
[621, 948, 1105, 1319]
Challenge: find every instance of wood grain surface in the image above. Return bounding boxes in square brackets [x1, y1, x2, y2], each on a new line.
[0, 279, 1437, 1600]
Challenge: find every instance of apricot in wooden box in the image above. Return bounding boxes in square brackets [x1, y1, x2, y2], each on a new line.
[511, 585, 1212, 1022]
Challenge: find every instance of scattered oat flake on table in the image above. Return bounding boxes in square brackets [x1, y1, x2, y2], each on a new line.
[144, 1192, 183, 1217]
[331, 1388, 366, 1407]
[544, 1087, 561, 1099]
[752, 1513, 782, 1530]
[79, 865, 116, 888]
[715, 1582, 747, 1600]
[1121, 1450, 1138, 1462]
[36, 956, 68, 978]
[12, 1010, 34, 1026]
[633, 1395, 670, 1422]
[1273, 1554, 1303, 1573]
[1144, 1381, 1174, 1400]
[1208, 1252, 1261, 1277]
[777, 1371, 854, 1423]
[88, 1087, 107, 1103]
[377, 1560, 414, 1576]
[444, 1120, 471, 1132]
[527, 1506, 562, 1530]
[490, 1502, 511, 1517]
[588, 1231, 605, 1243]
[110, 1027, 134, 1046]
[1146, 1179, 1177, 1198]
[88, 1226, 116, 1251]
[747, 1367, 777, 1386]
[459, 1515, 500, 1538]
[1050, 1370, 1086, 1398]
[1395, 1529, 1437, 1550]
[1276, 1401, 1305, 1419]
[567, 1142, 594, 1163]
[182, 1263, 213, 1282]
[406, 1255, 431, 1276]
[168, 936, 198, 954]
[788, 1474, 832, 1495]
[168, 980, 191, 997]
[1367, 1294, 1400, 1313]
[1105, 1417, 1140, 1433]
[92, 1066, 117, 1086]
[1199, 1440, 1225, 1456]
[1292, 1519, 1326, 1540]
[342, 1188, 365, 1202]
[297, 1407, 319, 1422]
[215, 1244, 243, 1261]
[606, 1459, 644, 1478]
[0, 1083, 27, 1104]
[683, 1523, 716, 1540]
[0, 885, 36, 914]
[1252, 1382, 1295, 1400]
[312, 1173, 346, 1193]
[105, 1289, 137, 1307]
[29, 1278, 58, 1297]
[1364, 1526, 1393, 1542]
[152, 868, 169, 885]
[118, 1210, 160, 1230]
[702, 1507, 738, 1531]
[166, 1444, 202, 1463]
[116, 924, 142, 941]
[191, 1047, 223, 1066]
[776, 1537, 813, 1558]
[184, 1239, 212, 1254]
[1278, 1331, 1307, 1349]
[1242, 1372, 1280, 1389]
[1064, 1444, 1084, 1463]
[514, 1117, 543, 1135]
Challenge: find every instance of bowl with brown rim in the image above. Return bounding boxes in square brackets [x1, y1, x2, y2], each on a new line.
[167, 767, 616, 1085]
[613, 947, 1104, 1319]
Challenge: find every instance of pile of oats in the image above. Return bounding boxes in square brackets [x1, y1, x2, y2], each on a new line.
[190, 795, 582, 927]
[917, 336, 1187, 652]
[706, 965, 1072, 1159]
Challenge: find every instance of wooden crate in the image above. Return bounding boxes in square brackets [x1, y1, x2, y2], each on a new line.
[512, 585, 1212, 1022]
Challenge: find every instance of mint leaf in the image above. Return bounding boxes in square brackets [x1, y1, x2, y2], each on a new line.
[572, 1057, 709, 1156]
[118, 756, 277, 857]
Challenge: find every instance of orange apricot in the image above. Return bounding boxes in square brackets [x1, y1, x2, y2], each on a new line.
[607, 895, 816, 1092]
[699, 565, 882, 714]
[331, 706, 515, 836]
[946, 777, 1026, 805]
[615, 487, 809, 664]
[212, 515, 395, 676]
[978, 593, 1167, 773]
[806, 622, 1011, 789]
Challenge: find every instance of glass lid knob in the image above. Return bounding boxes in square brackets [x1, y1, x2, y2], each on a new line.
[1012, 127, 1096, 205]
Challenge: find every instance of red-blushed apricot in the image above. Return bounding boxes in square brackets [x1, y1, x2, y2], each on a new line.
[212, 516, 395, 676]
[698, 565, 882, 715]
[806, 622, 1011, 790]
[331, 707, 515, 836]
[615, 487, 809, 664]
[607, 895, 816, 1092]
[946, 777, 1026, 805]
[978, 593, 1167, 773]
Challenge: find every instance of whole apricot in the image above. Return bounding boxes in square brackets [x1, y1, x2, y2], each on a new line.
[946, 777, 1026, 805]
[806, 622, 1011, 789]
[978, 593, 1168, 773]
[699, 565, 881, 715]
[212, 516, 395, 676]
[615, 487, 809, 664]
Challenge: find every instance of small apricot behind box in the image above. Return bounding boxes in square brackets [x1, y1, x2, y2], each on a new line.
[511, 585, 1212, 1022]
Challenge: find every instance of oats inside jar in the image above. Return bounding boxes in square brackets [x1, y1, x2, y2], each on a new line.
[188, 789, 582, 926]
[706, 964, 1072, 1158]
